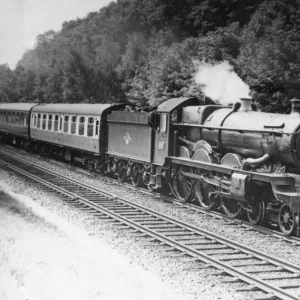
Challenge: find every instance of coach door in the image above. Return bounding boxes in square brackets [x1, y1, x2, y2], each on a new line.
[153, 113, 169, 165]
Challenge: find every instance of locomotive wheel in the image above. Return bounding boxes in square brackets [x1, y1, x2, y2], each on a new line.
[192, 149, 216, 209]
[194, 178, 215, 210]
[117, 161, 127, 183]
[221, 198, 241, 218]
[131, 164, 142, 187]
[247, 201, 265, 225]
[171, 165, 194, 202]
[279, 203, 295, 235]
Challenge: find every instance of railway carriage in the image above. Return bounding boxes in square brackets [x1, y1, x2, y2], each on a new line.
[30, 103, 120, 169]
[0, 103, 37, 147]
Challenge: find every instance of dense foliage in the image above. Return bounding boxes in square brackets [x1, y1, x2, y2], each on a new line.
[0, 0, 299, 112]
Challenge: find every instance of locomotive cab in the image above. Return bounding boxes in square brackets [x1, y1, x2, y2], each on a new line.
[152, 97, 200, 165]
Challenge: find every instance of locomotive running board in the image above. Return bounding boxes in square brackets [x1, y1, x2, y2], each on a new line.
[168, 156, 295, 185]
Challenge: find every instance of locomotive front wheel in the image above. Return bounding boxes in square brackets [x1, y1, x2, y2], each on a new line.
[221, 198, 241, 218]
[171, 166, 194, 202]
[117, 161, 126, 183]
[131, 164, 142, 187]
[279, 203, 295, 235]
[247, 201, 265, 225]
[194, 179, 215, 210]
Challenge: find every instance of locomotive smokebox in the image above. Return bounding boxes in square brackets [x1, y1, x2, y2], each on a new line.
[290, 98, 300, 115]
[239, 98, 252, 111]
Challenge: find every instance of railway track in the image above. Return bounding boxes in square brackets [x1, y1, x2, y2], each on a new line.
[3, 144, 300, 246]
[0, 150, 300, 299]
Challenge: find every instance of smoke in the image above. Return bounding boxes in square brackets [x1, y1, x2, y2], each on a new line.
[194, 61, 250, 105]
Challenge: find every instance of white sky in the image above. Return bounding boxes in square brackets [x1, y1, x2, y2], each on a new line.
[0, 0, 114, 69]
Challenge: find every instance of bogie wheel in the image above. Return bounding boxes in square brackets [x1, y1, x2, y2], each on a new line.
[194, 178, 215, 210]
[131, 164, 142, 187]
[279, 203, 295, 235]
[247, 201, 265, 225]
[117, 161, 127, 183]
[171, 165, 195, 202]
[39, 144, 49, 156]
[221, 197, 242, 218]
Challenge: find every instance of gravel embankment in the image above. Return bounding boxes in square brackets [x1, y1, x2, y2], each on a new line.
[0, 189, 192, 300]
[1, 145, 300, 298]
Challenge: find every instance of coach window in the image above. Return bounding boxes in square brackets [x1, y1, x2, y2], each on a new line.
[12, 112, 15, 123]
[54, 115, 59, 131]
[37, 114, 41, 128]
[19, 112, 23, 125]
[18, 112, 22, 125]
[42, 114, 47, 130]
[95, 118, 100, 136]
[15, 112, 19, 125]
[87, 117, 94, 137]
[48, 115, 53, 130]
[63, 115, 69, 133]
[79, 116, 85, 136]
[24, 113, 28, 127]
[32, 114, 36, 127]
[71, 116, 77, 134]
[0, 112, 2, 123]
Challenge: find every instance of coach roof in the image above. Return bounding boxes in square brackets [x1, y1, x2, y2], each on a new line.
[0, 103, 38, 111]
[32, 103, 114, 115]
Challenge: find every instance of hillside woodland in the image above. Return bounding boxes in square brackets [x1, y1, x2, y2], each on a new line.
[1, 0, 300, 112]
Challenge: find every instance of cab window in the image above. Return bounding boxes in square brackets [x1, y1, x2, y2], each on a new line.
[160, 113, 167, 133]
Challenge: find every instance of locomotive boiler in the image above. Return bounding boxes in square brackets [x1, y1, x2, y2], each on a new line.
[182, 98, 300, 170]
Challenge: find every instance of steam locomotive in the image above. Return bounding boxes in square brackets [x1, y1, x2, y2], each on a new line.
[0, 97, 299, 235]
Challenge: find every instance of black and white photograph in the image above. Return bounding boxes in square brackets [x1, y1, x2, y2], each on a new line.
[0, 0, 300, 299]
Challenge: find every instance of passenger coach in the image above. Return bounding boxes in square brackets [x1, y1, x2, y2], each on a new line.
[0, 103, 37, 147]
[30, 103, 118, 167]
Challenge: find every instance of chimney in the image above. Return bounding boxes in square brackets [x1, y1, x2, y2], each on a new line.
[239, 98, 252, 111]
[290, 98, 300, 115]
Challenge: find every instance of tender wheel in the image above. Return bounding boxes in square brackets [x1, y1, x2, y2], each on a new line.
[171, 165, 194, 202]
[194, 179, 215, 210]
[247, 201, 265, 225]
[279, 203, 295, 235]
[117, 161, 126, 183]
[142, 168, 153, 190]
[131, 164, 142, 187]
[221, 197, 241, 218]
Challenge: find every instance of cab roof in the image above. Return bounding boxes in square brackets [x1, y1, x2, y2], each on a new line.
[156, 97, 200, 113]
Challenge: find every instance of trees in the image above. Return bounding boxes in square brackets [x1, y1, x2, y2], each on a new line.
[0, 0, 299, 112]
[239, 0, 300, 112]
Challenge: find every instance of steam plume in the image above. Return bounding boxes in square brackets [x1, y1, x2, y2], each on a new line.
[194, 61, 250, 105]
